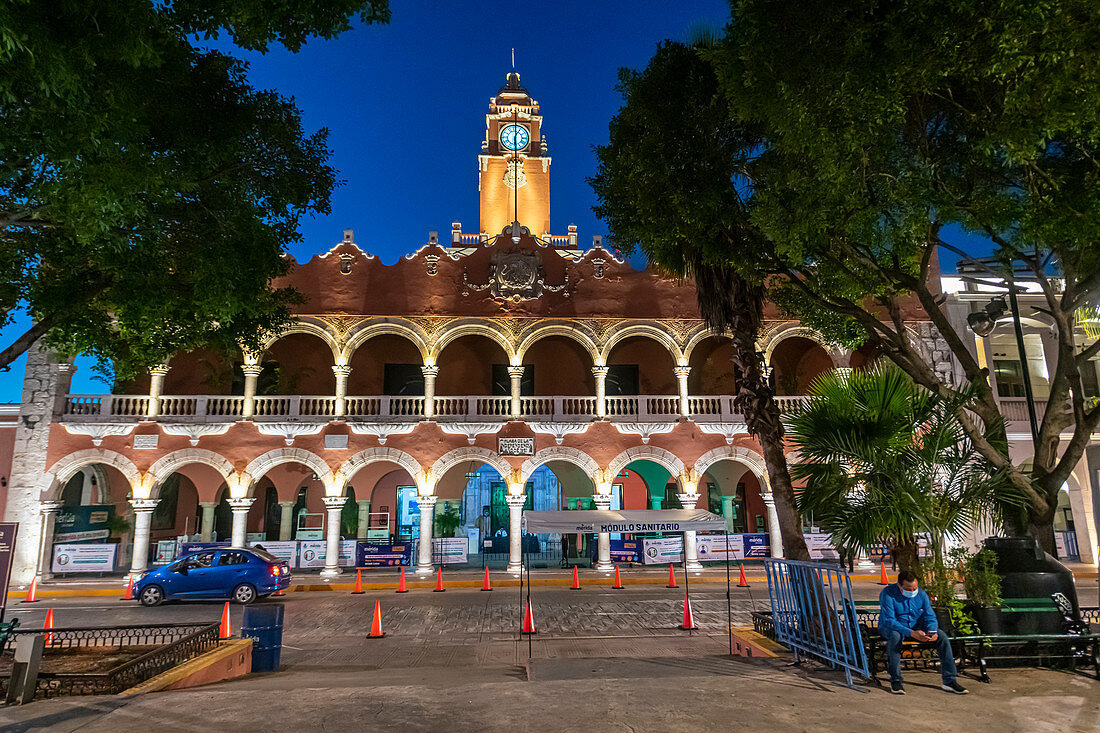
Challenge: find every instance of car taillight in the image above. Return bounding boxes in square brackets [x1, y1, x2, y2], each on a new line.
[269, 564, 281, 576]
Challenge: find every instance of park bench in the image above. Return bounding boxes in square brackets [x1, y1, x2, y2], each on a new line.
[0, 618, 21, 654]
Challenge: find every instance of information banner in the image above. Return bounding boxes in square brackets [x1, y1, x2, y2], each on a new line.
[741, 534, 771, 558]
[180, 542, 229, 556]
[53, 505, 114, 544]
[0, 523, 18, 616]
[696, 534, 745, 562]
[299, 540, 356, 568]
[432, 537, 469, 565]
[805, 533, 839, 561]
[154, 539, 178, 564]
[249, 540, 299, 568]
[356, 542, 412, 567]
[604, 538, 642, 564]
[52, 543, 117, 573]
[641, 536, 683, 565]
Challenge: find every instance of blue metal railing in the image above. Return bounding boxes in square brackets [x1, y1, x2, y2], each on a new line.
[764, 558, 869, 687]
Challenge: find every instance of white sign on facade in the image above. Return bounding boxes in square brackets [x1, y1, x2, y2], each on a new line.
[52, 543, 117, 573]
[133, 434, 159, 449]
[154, 539, 178, 564]
[298, 540, 356, 568]
[497, 437, 534, 456]
[641, 536, 683, 565]
[249, 540, 299, 568]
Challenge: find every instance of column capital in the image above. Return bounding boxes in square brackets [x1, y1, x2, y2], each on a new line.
[321, 495, 347, 510]
[199, 500, 218, 507]
[227, 497, 255, 510]
[39, 500, 64, 515]
[276, 500, 296, 508]
[676, 493, 701, 509]
[421, 364, 439, 378]
[591, 494, 612, 510]
[591, 365, 609, 378]
[356, 499, 371, 508]
[507, 365, 526, 379]
[332, 364, 352, 378]
[149, 364, 170, 377]
[762, 492, 776, 506]
[241, 364, 264, 378]
[673, 365, 691, 379]
[129, 498, 160, 513]
[505, 493, 527, 508]
[414, 494, 438, 509]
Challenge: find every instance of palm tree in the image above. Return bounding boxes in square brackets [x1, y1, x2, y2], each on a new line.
[788, 364, 1022, 572]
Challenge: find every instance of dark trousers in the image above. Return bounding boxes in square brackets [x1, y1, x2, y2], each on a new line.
[884, 630, 957, 684]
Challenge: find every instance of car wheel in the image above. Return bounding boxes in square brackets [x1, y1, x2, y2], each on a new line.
[232, 583, 257, 605]
[139, 585, 165, 607]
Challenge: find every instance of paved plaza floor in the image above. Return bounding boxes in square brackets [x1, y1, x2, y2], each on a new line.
[2, 578, 1099, 732]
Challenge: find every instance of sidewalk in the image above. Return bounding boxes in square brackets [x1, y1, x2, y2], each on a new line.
[8, 562, 1097, 600]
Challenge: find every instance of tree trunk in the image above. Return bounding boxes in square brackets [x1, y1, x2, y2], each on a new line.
[1027, 476, 1059, 556]
[691, 262, 809, 561]
[892, 540, 920, 575]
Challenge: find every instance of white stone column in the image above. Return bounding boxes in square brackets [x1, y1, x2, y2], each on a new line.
[592, 366, 609, 419]
[356, 499, 371, 539]
[678, 492, 703, 571]
[227, 497, 255, 547]
[506, 493, 526, 573]
[128, 498, 159, 576]
[199, 501, 216, 541]
[421, 364, 439, 419]
[415, 495, 437, 575]
[592, 494, 613, 571]
[146, 364, 170, 419]
[508, 365, 526, 419]
[764, 492, 784, 559]
[35, 501, 63, 581]
[321, 496, 347, 578]
[241, 364, 263, 419]
[674, 365, 691, 418]
[721, 495, 735, 533]
[332, 365, 352, 418]
[278, 501, 295, 541]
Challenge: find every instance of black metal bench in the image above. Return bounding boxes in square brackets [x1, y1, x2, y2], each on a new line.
[0, 618, 20, 654]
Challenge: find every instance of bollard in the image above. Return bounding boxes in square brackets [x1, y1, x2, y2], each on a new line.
[6, 634, 44, 705]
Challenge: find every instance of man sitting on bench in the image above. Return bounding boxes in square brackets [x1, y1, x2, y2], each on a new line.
[879, 569, 968, 695]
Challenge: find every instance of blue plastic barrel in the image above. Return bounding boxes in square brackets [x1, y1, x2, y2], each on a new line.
[241, 604, 284, 673]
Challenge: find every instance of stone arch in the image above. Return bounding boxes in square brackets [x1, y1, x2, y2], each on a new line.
[606, 446, 685, 485]
[335, 447, 424, 495]
[343, 320, 430, 364]
[600, 324, 683, 365]
[46, 449, 140, 499]
[244, 448, 334, 495]
[431, 321, 516, 362]
[693, 445, 769, 492]
[515, 325, 599, 364]
[758, 323, 841, 368]
[430, 447, 512, 484]
[147, 449, 235, 493]
[683, 327, 727, 363]
[519, 446, 600, 484]
[260, 319, 342, 364]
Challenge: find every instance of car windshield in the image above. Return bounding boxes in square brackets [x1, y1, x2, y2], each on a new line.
[249, 548, 279, 563]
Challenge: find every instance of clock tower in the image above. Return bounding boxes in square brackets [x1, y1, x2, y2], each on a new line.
[479, 72, 552, 238]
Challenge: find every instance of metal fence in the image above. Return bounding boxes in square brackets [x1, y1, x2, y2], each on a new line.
[0, 622, 220, 698]
[764, 558, 869, 687]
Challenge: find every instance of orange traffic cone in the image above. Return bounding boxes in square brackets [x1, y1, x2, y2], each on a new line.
[367, 600, 385, 638]
[667, 563, 678, 588]
[878, 561, 889, 585]
[273, 586, 285, 597]
[43, 608, 54, 646]
[433, 567, 445, 592]
[612, 565, 624, 589]
[120, 575, 135, 601]
[681, 592, 697, 630]
[521, 598, 536, 635]
[396, 567, 409, 593]
[351, 569, 365, 595]
[481, 566, 493, 592]
[738, 563, 749, 588]
[218, 601, 231, 640]
[570, 566, 581, 590]
[23, 576, 39, 603]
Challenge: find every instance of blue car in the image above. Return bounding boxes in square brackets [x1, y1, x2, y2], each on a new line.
[134, 547, 291, 606]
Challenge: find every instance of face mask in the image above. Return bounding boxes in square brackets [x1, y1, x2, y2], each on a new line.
[902, 589, 919, 599]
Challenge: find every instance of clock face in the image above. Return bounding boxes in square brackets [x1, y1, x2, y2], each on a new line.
[500, 124, 530, 151]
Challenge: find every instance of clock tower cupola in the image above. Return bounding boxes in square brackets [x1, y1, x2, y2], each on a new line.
[479, 72, 551, 238]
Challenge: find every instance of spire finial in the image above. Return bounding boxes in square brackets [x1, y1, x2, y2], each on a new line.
[511, 48, 515, 71]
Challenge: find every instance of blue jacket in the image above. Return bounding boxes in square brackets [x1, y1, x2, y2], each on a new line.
[878, 584, 938, 638]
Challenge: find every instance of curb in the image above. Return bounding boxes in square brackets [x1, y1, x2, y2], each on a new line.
[120, 638, 253, 696]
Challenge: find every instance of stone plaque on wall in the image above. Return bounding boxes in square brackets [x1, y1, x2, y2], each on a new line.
[324, 434, 349, 450]
[133, 434, 159, 450]
[497, 437, 534, 456]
